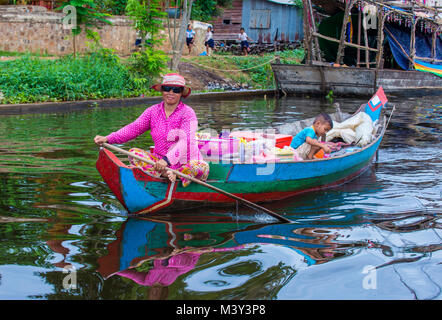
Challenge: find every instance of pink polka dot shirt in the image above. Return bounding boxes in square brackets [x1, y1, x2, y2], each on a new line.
[106, 101, 202, 169]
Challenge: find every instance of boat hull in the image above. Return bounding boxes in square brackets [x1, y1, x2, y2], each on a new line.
[96, 117, 385, 215]
[96, 149, 177, 214]
[271, 64, 442, 97]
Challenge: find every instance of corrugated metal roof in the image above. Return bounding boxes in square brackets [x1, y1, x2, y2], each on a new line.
[266, 0, 297, 5]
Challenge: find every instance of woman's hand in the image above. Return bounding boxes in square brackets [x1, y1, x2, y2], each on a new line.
[154, 158, 169, 172]
[94, 135, 108, 146]
[165, 170, 177, 183]
[155, 159, 176, 183]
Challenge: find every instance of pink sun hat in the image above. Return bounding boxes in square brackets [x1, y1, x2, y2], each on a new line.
[151, 73, 191, 98]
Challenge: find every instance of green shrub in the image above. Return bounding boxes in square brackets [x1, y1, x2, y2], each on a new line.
[0, 50, 156, 104]
[128, 48, 169, 79]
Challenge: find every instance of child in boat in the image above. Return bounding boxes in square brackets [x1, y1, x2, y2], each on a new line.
[290, 113, 333, 160]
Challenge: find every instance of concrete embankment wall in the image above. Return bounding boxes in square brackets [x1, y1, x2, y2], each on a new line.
[0, 5, 211, 56]
[0, 5, 136, 55]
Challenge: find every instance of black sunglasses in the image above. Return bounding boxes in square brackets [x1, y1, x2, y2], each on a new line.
[161, 85, 184, 94]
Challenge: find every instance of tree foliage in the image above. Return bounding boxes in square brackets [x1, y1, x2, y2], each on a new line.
[126, 0, 166, 47]
[125, 0, 168, 77]
[97, 0, 129, 15]
[165, 0, 194, 71]
[191, 0, 233, 22]
[57, 0, 112, 36]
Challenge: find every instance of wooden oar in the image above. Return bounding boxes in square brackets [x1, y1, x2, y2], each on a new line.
[101, 143, 291, 223]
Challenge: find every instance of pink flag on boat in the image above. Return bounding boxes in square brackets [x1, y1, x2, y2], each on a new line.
[365, 86, 388, 121]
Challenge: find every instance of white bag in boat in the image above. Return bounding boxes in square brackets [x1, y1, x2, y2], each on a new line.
[326, 127, 356, 144]
[354, 113, 374, 146]
[326, 112, 373, 146]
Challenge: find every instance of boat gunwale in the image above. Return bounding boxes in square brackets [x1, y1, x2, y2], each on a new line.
[270, 63, 442, 76]
[99, 109, 387, 192]
[205, 110, 388, 170]
[104, 110, 388, 186]
[271, 64, 442, 94]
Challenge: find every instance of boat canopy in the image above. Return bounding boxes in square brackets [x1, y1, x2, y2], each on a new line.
[385, 23, 442, 72]
[313, 0, 441, 74]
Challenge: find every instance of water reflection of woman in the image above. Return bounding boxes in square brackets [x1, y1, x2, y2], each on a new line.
[97, 218, 249, 299]
[117, 249, 202, 287]
[116, 244, 245, 289]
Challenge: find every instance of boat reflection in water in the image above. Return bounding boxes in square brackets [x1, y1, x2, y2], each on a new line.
[97, 214, 254, 291]
[96, 212, 376, 298]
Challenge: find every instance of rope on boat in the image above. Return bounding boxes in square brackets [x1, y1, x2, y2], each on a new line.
[386, 104, 396, 129]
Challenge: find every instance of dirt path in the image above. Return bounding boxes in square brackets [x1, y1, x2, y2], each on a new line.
[178, 61, 245, 91]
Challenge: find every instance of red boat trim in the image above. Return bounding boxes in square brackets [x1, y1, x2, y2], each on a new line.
[96, 149, 128, 210]
[103, 148, 130, 168]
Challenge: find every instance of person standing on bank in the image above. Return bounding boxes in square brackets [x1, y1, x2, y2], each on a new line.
[94, 73, 209, 187]
[186, 24, 196, 55]
[238, 27, 253, 56]
[204, 26, 215, 56]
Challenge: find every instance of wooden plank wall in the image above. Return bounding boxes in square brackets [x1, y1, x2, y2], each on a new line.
[209, 0, 244, 40]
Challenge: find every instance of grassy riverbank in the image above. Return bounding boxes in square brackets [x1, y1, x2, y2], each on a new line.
[0, 49, 156, 104]
[0, 48, 304, 105]
[181, 49, 304, 90]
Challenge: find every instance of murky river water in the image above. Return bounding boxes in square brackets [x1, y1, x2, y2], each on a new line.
[0, 94, 440, 300]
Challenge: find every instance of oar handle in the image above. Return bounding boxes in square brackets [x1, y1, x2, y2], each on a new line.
[101, 143, 291, 223]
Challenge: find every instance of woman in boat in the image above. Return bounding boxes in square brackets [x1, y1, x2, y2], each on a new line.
[94, 73, 209, 187]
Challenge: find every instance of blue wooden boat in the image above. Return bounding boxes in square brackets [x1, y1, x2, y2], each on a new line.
[96, 88, 391, 215]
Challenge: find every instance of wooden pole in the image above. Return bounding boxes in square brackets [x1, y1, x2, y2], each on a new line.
[336, 0, 355, 65]
[375, 3, 381, 69]
[357, 8, 362, 67]
[431, 12, 439, 63]
[307, 0, 322, 61]
[313, 32, 378, 52]
[101, 143, 292, 223]
[303, 0, 313, 64]
[415, 56, 442, 63]
[409, 1, 417, 70]
[376, 6, 390, 69]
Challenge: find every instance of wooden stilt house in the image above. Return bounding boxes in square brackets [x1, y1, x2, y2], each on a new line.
[271, 0, 442, 97]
